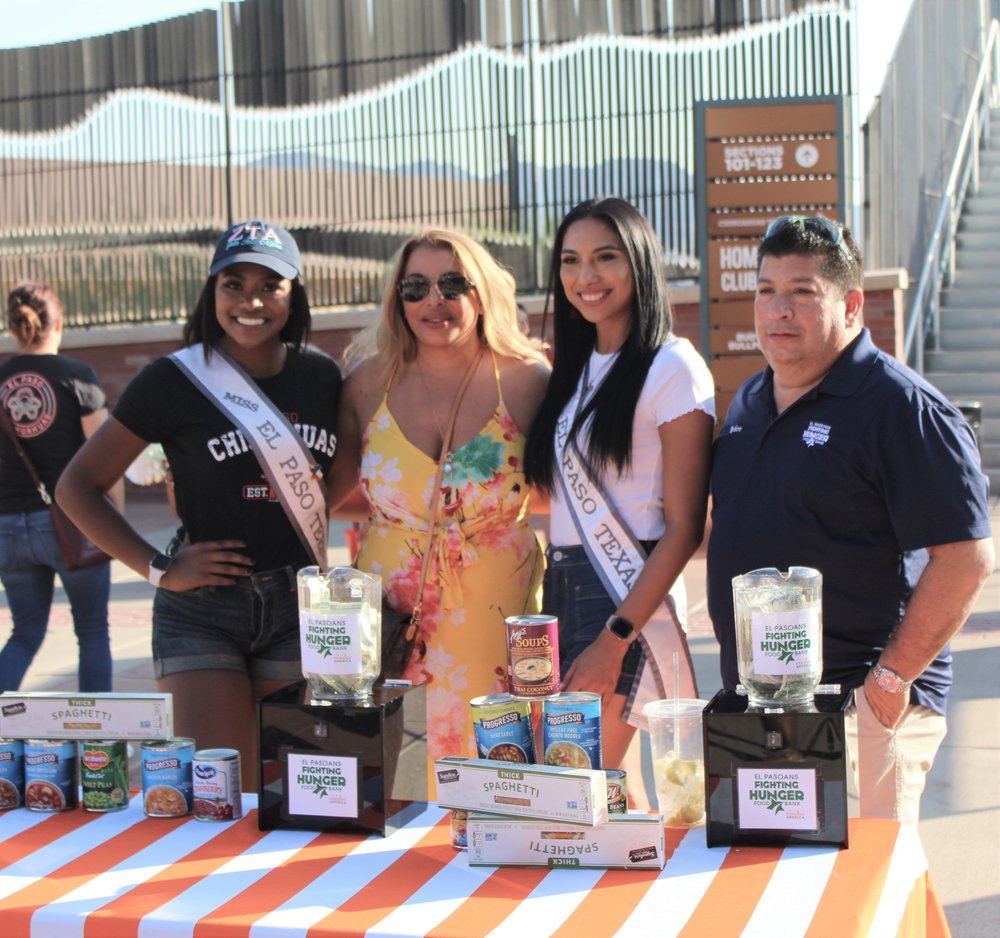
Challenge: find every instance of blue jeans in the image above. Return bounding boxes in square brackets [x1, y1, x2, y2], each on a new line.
[0, 509, 112, 692]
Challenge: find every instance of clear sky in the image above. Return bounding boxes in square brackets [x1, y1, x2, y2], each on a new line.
[0, 1, 235, 49]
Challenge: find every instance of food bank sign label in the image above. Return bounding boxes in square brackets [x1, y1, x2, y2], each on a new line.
[750, 609, 820, 675]
[287, 753, 359, 818]
[736, 767, 818, 830]
[299, 612, 362, 674]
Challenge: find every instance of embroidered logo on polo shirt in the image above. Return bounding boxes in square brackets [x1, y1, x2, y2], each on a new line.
[802, 421, 831, 447]
[728, 424, 743, 434]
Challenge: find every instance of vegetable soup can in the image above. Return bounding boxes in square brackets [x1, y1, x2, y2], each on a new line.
[80, 740, 130, 812]
[193, 748, 242, 821]
[605, 769, 628, 813]
[142, 738, 195, 817]
[0, 740, 24, 810]
[470, 693, 536, 764]
[542, 692, 602, 770]
[505, 614, 560, 698]
[24, 740, 78, 812]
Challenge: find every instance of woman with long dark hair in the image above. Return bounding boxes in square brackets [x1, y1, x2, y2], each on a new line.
[524, 198, 715, 790]
[0, 283, 122, 691]
[58, 221, 342, 790]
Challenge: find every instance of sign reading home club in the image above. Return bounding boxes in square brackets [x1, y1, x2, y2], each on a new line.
[694, 97, 848, 418]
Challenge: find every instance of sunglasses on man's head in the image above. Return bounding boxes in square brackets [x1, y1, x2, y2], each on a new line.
[763, 214, 857, 266]
[397, 272, 475, 303]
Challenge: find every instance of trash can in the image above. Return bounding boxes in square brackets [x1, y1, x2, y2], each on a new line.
[954, 400, 982, 453]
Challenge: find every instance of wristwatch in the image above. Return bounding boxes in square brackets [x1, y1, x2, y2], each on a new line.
[605, 614, 636, 644]
[148, 551, 172, 588]
[871, 663, 912, 694]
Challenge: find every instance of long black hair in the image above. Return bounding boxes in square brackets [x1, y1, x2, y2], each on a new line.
[182, 275, 312, 352]
[523, 197, 672, 492]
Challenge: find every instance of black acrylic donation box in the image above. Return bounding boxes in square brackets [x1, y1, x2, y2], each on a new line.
[258, 681, 427, 836]
[704, 689, 850, 849]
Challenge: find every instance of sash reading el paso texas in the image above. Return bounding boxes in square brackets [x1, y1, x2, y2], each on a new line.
[171, 345, 328, 570]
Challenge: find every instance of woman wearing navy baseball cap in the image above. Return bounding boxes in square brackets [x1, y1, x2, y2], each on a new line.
[58, 220, 343, 792]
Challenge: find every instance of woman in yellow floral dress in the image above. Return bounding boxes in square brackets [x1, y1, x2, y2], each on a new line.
[330, 228, 550, 767]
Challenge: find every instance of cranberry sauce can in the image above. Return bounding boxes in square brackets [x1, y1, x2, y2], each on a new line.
[80, 740, 130, 812]
[505, 614, 560, 698]
[24, 739, 78, 812]
[542, 692, 602, 770]
[605, 769, 628, 814]
[0, 740, 24, 810]
[192, 748, 242, 821]
[142, 738, 195, 817]
[470, 694, 536, 764]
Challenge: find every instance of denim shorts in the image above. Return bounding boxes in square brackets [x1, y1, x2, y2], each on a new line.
[542, 544, 643, 695]
[152, 566, 302, 681]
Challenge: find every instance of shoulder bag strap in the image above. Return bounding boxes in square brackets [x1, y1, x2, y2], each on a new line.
[408, 346, 483, 624]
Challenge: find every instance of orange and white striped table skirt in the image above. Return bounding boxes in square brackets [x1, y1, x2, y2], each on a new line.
[0, 796, 949, 937]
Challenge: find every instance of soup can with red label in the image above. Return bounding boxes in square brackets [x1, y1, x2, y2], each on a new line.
[505, 614, 560, 698]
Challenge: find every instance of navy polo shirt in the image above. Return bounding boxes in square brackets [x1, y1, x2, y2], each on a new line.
[707, 329, 991, 714]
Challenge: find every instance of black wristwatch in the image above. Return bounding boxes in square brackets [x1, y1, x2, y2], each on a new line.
[148, 551, 172, 588]
[605, 614, 636, 643]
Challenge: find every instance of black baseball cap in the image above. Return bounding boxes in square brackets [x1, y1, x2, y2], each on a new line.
[210, 220, 302, 280]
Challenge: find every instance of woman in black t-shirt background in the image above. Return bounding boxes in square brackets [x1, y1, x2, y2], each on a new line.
[0, 283, 123, 692]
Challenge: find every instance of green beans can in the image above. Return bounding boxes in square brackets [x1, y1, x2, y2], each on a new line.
[80, 740, 130, 812]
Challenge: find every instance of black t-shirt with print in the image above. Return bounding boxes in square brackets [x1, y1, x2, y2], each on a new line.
[0, 353, 107, 514]
[114, 346, 342, 572]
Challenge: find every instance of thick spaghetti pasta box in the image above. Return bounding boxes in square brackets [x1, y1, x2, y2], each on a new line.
[0, 692, 173, 740]
[434, 756, 607, 825]
[467, 811, 666, 870]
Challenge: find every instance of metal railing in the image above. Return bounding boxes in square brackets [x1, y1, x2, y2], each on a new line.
[904, 18, 1000, 371]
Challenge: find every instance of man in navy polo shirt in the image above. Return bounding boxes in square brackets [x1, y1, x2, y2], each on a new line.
[707, 215, 994, 825]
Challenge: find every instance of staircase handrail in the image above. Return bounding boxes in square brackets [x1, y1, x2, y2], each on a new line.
[904, 18, 1000, 371]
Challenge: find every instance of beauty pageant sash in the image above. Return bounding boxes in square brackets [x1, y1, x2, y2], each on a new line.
[171, 345, 328, 570]
[555, 358, 697, 732]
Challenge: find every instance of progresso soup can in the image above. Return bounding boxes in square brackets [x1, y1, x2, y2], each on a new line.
[80, 740, 130, 812]
[505, 615, 560, 698]
[142, 738, 195, 818]
[24, 740, 78, 812]
[470, 694, 536, 764]
[542, 692, 602, 770]
[0, 740, 24, 810]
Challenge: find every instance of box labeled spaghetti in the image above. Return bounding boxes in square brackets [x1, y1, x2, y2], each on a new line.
[0, 692, 173, 740]
[434, 756, 607, 825]
[468, 811, 665, 870]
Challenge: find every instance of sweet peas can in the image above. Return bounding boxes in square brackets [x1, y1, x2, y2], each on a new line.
[142, 738, 195, 817]
[470, 694, 536, 764]
[505, 615, 560, 698]
[80, 740, 130, 812]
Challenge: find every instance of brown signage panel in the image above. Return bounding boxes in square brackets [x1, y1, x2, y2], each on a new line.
[710, 324, 760, 356]
[709, 299, 756, 327]
[707, 207, 839, 237]
[705, 102, 839, 138]
[707, 239, 759, 301]
[706, 138, 839, 178]
[707, 177, 840, 210]
[712, 355, 765, 391]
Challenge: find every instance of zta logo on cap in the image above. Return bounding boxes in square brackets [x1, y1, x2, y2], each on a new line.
[226, 223, 283, 250]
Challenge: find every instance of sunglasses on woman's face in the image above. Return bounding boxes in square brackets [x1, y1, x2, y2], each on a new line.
[397, 272, 475, 303]
[763, 214, 857, 266]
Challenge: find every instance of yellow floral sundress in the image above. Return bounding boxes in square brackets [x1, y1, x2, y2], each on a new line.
[355, 352, 543, 767]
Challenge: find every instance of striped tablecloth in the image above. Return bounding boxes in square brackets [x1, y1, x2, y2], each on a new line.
[0, 795, 949, 937]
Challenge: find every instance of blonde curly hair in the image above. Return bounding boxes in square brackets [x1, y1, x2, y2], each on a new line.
[344, 228, 546, 374]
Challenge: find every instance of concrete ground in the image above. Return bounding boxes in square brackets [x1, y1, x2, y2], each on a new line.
[2, 485, 997, 936]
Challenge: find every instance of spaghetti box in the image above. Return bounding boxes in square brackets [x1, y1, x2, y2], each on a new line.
[468, 811, 665, 869]
[0, 692, 173, 740]
[704, 689, 850, 848]
[434, 756, 607, 826]
[258, 681, 427, 837]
